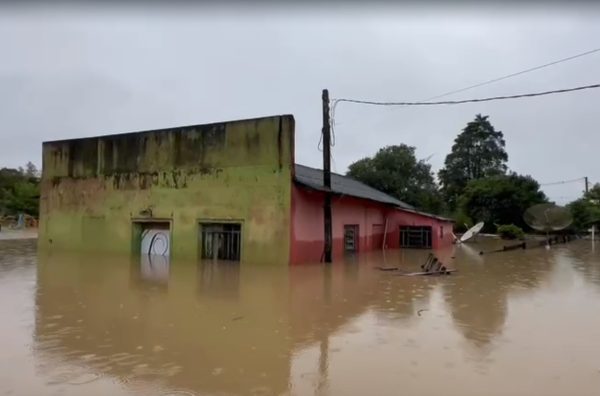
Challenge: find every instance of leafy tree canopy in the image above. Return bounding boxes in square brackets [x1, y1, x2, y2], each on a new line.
[459, 173, 547, 232]
[347, 144, 444, 214]
[0, 162, 40, 217]
[567, 184, 600, 231]
[439, 114, 508, 209]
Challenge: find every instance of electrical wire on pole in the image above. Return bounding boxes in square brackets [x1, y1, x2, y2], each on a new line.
[539, 177, 586, 187]
[420, 47, 600, 102]
[331, 83, 600, 108]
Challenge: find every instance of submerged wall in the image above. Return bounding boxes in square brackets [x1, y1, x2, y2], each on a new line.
[291, 186, 384, 264]
[39, 115, 295, 263]
[290, 185, 454, 264]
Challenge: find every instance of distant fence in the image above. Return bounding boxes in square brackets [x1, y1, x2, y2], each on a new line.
[479, 234, 577, 255]
[0, 215, 38, 230]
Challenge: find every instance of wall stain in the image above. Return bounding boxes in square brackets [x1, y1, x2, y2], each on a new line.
[278, 116, 283, 170]
[39, 115, 295, 261]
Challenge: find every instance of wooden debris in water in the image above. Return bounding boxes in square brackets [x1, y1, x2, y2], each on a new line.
[397, 269, 457, 277]
[377, 253, 456, 276]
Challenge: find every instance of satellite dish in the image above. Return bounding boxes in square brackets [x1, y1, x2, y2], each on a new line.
[523, 203, 572, 232]
[459, 222, 485, 243]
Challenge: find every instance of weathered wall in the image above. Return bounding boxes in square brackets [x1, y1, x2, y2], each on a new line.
[385, 209, 455, 250]
[39, 115, 295, 263]
[290, 185, 454, 264]
[291, 186, 385, 264]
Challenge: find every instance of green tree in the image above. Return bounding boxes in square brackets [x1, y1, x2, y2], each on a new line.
[459, 173, 547, 232]
[0, 164, 40, 217]
[439, 114, 508, 209]
[25, 161, 40, 179]
[567, 184, 600, 231]
[347, 144, 445, 214]
[3, 181, 40, 217]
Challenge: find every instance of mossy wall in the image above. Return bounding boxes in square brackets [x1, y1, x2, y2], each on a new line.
[39, 115, 295, 264]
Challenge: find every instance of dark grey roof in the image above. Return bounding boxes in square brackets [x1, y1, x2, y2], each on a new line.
[294, 164, 414, 210]
[293, 164, 454, 223]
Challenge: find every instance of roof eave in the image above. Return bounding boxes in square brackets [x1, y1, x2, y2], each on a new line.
[294, 180, 454, 223]
[293, 180, 404, 209]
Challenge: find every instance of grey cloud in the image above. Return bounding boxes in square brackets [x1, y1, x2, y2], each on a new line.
[0, 5, 598, 204]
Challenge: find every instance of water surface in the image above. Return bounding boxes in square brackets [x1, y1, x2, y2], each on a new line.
[1, 238, 600, 395]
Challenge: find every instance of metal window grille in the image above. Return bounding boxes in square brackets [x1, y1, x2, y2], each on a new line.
[400, 226, 432, 249]
[201, 223, 241, 261]
[344, 225, 359, 252]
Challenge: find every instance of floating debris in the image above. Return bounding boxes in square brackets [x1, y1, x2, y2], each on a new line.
[378, 254, 456, 276]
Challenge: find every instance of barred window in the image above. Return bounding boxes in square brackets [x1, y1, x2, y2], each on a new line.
[344, 224, 359, 252]
[200, 223, 241, 261]
[400, 226, 432, 249]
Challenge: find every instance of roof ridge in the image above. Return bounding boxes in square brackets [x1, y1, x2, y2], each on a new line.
[293, 163, 453, 222]
[294, 163, 351, 180]
[294, 163, 413, 209]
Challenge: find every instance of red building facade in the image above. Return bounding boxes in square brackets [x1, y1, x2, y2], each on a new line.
[290, 165, 454, 265]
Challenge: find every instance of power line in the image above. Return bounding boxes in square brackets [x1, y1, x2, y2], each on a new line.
[420, 47, 600, 102]
[539, 177, 586, 187]
[549, 196, 581, 200]
[331, 82, 600, 107]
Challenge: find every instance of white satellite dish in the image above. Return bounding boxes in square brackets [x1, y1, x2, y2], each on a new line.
[459, 222, 484, 243]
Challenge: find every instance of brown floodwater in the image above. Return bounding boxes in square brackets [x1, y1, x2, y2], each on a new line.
[2, 238, 600, 396]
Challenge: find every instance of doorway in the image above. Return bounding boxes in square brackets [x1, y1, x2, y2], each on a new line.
[135, 221, 171, 256]
[344, 225, 359, 253]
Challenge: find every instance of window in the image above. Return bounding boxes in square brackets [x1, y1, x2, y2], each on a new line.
[200, 223, 241, 261]
[440, 226, 444, 239]
[344, 225, 359, 252]
[400, 226, 432, 249]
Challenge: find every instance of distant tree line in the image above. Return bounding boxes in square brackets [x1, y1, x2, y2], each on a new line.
[346, 114, 574, 234]
[2, 119, 598, 235]
[567, 184, 600, 231]
[0, 162, 40, 218]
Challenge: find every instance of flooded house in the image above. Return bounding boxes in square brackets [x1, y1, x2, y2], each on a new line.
[39, 114, 453, 264]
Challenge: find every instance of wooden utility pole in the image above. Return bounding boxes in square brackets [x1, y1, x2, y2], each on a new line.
[322, 89, 333, 263]
[585, 176, 589, 194]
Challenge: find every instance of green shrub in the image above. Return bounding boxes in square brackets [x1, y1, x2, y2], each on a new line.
[497, 224, 525, 240]
[452, 211, 473, 233]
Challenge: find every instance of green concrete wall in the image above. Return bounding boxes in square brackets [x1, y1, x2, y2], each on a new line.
[39, 115, 295, 264]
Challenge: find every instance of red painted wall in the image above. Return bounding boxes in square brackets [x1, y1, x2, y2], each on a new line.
[384, 209, 454, 250]
[290, 184, 454, 265]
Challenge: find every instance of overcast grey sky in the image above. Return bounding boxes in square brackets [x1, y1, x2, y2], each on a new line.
[1, 3, 599, 204]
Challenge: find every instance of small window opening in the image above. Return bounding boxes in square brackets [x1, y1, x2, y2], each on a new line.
[400, 226, 432, 249]
[344, 225, 359, 252]
[201, 223, 241, 261]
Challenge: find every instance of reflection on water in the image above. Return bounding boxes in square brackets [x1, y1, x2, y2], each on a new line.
[198, 260, 241, 300]
[139, 255, 170, 285]
[1, 239, 600, 395]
